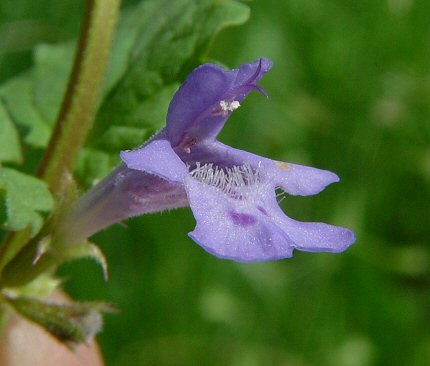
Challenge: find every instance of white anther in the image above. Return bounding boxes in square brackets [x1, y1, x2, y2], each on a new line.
[220, 100, 240, 112]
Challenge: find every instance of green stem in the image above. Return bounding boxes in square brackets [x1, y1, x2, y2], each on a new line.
[37, 0, 121, 194]
[0, 0, 121, 285]
[0, 241, 56, 288]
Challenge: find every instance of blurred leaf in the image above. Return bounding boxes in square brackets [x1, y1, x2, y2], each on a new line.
[0, 101, 21, 163]
[75, 148, 117, 188]
[32, 42, 75, 123]
[0, 72, 53, 147]
[4, 293, 115, 347]
[0, 167, 53, 235]
[0, 30, 75, 148]
[0, 0, 85, 83]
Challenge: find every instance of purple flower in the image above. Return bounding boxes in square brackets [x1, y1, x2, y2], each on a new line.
[114, 58, 355, 261]
[57, 58, 354, 261]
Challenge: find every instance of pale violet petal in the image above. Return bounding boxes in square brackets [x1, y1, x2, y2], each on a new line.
[276, 214, 355, 253]
[185, 177, 294, 262]
[271, 161, 339, 196]
[185, 169, 354, 261]
[190, 143, 339, 196]
[120, 139, 188, 183]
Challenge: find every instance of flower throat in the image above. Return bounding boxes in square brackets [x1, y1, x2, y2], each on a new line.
[188, 162, 261, 198]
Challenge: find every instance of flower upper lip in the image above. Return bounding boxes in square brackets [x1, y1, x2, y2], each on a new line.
[166, 58, 273, 148]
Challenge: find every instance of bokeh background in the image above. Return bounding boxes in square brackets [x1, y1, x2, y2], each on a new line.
[1, 0, 430, 365]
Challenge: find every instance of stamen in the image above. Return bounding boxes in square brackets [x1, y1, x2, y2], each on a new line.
[220, 100, 240, 112]
[189, 162, 261, 198]
[275, 187, 287, 204]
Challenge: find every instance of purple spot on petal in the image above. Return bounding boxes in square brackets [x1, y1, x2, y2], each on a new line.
[229, 211, 257, 227]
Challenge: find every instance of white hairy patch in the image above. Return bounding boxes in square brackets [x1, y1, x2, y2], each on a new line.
[189, 162, 261, 198]
[219, 100, 240, 112]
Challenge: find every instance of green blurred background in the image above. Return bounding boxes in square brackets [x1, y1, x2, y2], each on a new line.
[1, 0, 430, 365]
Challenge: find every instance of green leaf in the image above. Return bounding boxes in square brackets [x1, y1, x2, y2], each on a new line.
[4, 294, 116, 347]
[32, 42, 75, 124]
[0, 72, 53, 147]
[0, 167, 53, 235]
[0, 101, 22, 163]
[0, 43, 74, 149]
[75, 148, 119, 188]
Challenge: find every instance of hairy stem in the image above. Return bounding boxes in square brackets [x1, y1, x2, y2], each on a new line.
[37, 0, 121, 195]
